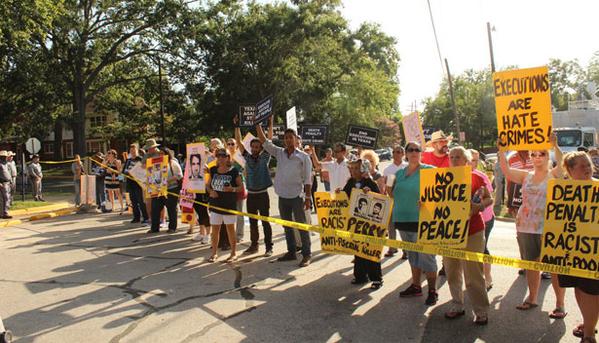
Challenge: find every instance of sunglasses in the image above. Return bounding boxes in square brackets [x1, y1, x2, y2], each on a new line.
[406, 148, 421, 153]
[227, 143, 235, 146]
[531, 152, 547, 158]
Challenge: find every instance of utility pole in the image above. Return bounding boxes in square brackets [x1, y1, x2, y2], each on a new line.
[445, 58, 462, 144]
[487, 22, 496, 73]
[157, 56, 166, 146]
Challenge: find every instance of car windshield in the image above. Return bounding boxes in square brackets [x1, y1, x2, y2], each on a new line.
[556, 130, 581, 147]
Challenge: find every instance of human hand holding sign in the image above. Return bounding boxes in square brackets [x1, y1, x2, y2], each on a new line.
[549, 131, 557, 148]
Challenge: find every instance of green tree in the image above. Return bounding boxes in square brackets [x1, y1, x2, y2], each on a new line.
[548, 58, 585, 111]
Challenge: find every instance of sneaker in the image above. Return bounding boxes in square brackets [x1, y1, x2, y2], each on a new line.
[299, 256, 311, 267]
[425, 291, 438, 306]
[399, 284, 423, 297]
[141, 219, 150, 226]
[277, 252, 297, 261]
[243, 245, 258, 255]
[1, 329, 13, 343]
[264, 250, 273, 257]
[192, 233, 203, 241]
[160, 222, 167, 228]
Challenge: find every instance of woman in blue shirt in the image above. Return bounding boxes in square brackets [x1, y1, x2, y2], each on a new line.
[391, 141, 438, 306]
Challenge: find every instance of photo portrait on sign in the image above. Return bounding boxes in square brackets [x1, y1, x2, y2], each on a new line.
[146, 156, 168, 198]
[185, 143, 207, 193]
[370, 201, 385, 221]
[354, 195, 370, 217]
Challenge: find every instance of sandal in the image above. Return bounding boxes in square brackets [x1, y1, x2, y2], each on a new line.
[444, 309, 466, 319]
[370, 281, 383, 289]
[516, 301, 538, 311]
[549, 307, 567, 319]
[207, 255, 217, 263]
[226, 255, 237, 263]
[574, 324, 598, 338]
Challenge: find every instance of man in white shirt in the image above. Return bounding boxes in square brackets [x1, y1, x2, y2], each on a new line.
[382, 145, 408, 258]
[310, 143, 350, 193]
[256, 123, 313, 268]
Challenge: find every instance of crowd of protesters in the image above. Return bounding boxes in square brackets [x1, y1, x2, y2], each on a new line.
[1, 122, 598, 343]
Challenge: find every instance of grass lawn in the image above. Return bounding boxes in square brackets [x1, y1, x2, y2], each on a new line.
[10, 201, 51, 211]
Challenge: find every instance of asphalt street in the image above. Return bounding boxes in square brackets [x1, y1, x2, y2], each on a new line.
[0, 161, 587, 342]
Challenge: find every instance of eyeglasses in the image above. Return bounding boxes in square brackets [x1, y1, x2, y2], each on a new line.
[531, 152, 547, 158]
[227, 143, 235, 146]
[406, 148, 421, 153]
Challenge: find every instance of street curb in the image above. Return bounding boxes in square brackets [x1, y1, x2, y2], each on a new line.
[9, 202, 72, 217]
[0, 219, 23, 228]
[29, 207, 78, 221]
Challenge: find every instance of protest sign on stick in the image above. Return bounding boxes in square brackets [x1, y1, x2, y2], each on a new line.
[493, 66, 553, 151]
[239, 104, 256, 127]
[184, 143, 207, 193]
[254, 95, 274, 124]
[418, 166, 471, 248]
[146, 156, 168, 198]
[402, 112, 425, 147]
[286, 106, 297, 133]
[345, 125, 379, 149]
[300, 125, 328, 145]
[541, 179, 599, 273]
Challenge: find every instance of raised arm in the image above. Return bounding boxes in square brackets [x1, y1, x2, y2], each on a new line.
[256, 122, 267, 143]
[497, 140, 528, 185]
[309, 147, 322, 170]
[549, 131, 564, 178]
[268, 116, 274, 140]
[234, 127, 245, 155]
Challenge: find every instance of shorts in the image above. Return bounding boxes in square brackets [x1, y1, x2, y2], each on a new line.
[210, 212, 237, 225]
[516, 232, 541, 261]
[398, 229, 437, 273]
[558, 275, 599, 295]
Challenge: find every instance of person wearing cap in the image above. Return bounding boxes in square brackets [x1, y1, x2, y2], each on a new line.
[27, 154, 43, 201]
[0, 151, 12, 219]
[148, 147, 183, 234]
[6, 152, 17, 207]
[422, 130, 451, 168]
[122, 143, 149, 224]
[256, 122, 313, 268]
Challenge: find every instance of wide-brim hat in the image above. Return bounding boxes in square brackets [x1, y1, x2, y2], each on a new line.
[7, 151, 15, 156]
[143, 138, 160, 150]
[426, 130, 453, 147]
[0, 150, 8, 157]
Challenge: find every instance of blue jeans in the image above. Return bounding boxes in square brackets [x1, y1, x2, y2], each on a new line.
[278, 196, 311, 257]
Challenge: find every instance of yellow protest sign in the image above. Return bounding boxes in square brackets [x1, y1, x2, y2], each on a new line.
[493, 66, 553, 151]
[146, 155, 169, 198]
[347, 189, 393, 262]
[315, 192, 350, 254]
[418, 166, 471, 248]
[541, 179, 599, 274]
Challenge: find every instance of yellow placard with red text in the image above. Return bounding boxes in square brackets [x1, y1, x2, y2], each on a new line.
[493, 66, 553, 151]
[145, 156, 169, 198]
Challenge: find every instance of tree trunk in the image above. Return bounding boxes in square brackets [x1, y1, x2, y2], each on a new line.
[72, 84, 87, 156]
[53, 120, 64, 160]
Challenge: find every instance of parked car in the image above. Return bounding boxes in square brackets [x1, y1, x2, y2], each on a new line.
[375, 148, 391, 161]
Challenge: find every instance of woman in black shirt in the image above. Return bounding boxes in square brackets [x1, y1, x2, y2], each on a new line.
[207, 148, 244, 263]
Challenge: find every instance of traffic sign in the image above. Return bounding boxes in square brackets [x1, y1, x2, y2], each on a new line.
[25, 137, 41, 154]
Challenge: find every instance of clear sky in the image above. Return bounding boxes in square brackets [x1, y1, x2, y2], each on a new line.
[340, 0, 599, 113]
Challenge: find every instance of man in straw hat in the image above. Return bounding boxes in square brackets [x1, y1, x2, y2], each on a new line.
[422, 130, 452, 168]
[0, 151, 12, 218]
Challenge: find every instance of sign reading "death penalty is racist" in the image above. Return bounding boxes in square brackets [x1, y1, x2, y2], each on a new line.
[493, 66, 553, 151]
[541, 179, 599, 274]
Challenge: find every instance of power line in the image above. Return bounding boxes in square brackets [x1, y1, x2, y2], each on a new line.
[426, 0, 445, 77]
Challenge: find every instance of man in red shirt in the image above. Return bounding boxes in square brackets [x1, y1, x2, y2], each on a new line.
[506, 151, 533, 217]
[422, 131, 451, 167]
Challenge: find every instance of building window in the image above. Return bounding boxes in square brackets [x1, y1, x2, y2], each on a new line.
[86, 140, 105, 154]
[43, 143, 54, 155]
[64, 142, 73, 158]
[89, 116, 107, 128]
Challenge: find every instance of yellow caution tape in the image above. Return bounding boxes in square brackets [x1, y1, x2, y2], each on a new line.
[91, 159, 599, 280]
[39, 156, 89, 164]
